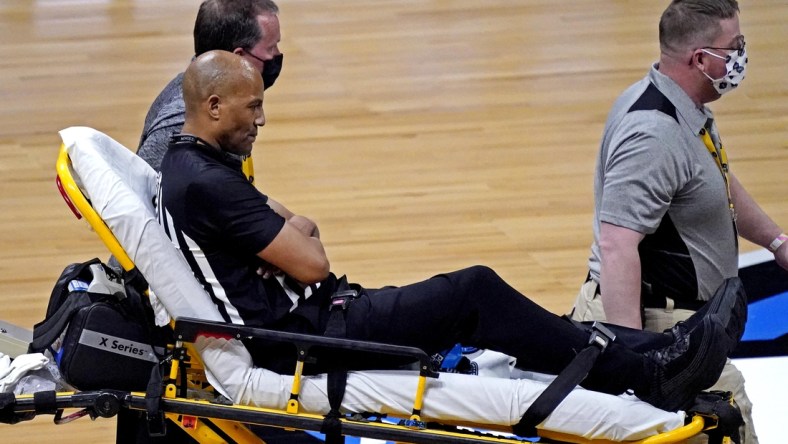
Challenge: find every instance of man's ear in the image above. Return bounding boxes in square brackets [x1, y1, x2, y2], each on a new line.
[232, 47, 244, 56]
[207, 95, 221, 120]
[691, 49, 705, 70]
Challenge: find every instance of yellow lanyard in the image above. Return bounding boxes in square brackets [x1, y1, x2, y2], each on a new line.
[700, 128, 738, 230]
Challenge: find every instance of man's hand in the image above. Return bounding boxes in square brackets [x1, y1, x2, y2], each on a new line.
[256, 262, 282, 279]
[775, 241, 788, 271]
[266, 197, 321, 238]
[257, 213, 329, 284]
[257, 216, 322, 282]
[288, 215, 320, 238]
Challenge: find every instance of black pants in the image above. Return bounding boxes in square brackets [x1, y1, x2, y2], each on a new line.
[346, 265, 661, 395]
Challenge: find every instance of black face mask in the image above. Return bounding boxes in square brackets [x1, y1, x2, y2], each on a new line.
[262, 53, 283, 90]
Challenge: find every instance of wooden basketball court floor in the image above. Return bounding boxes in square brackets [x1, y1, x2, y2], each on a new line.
[0, 0, 785, 442]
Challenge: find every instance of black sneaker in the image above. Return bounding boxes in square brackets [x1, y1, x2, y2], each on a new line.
[669, 277, 747, 354]
[637, 315, 728, 412]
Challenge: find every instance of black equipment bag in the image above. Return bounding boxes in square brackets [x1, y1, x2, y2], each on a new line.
[30, 258, 169, 391]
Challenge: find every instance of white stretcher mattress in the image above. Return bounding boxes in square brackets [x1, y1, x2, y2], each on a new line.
[59, 126, 685, 441]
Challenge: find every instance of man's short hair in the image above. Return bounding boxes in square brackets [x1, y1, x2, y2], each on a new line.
[194, 0, 279, 56]
[658, 0, 739, 54]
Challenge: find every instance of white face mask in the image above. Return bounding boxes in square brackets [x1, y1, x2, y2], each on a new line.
[699, 46, 748, 95]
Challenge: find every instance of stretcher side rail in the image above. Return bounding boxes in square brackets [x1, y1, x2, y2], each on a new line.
[168, 318, 718, 444]
[4, 389, 535, 444]
[3, 388, 711, 444]
[170, 317, 441, 436]
[174, 317, 440, 378]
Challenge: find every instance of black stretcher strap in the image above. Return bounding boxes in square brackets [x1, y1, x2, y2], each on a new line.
[145, 363, 167, 437]
[319, 278, 359, 444]
[513, 321, 616, 437]
[320, 371, 346, 444]
[688, 391, 743, 444]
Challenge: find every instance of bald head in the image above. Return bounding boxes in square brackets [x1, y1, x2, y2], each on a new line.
[183, 50, 261, 117]
[181, 50, 265, 156]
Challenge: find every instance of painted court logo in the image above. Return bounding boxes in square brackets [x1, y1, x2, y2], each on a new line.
[78, 329, 161, 363]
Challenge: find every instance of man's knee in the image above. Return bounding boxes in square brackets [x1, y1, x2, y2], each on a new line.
[465, 264, 497, 279]
[447, 265, 498, 286]
[438, 265, 507, 304]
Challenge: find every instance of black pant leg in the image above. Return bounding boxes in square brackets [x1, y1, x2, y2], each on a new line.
[347, 265, 648, 395]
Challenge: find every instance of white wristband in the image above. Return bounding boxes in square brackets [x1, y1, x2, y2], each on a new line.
[768, 233, 788, 252]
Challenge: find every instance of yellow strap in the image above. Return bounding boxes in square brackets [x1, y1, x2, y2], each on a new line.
[242, 156, 255, 184]
[700, 129, 728, 174]
[700, 129, 735, 222]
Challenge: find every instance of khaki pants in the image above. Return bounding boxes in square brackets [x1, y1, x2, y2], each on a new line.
[569, 280, 758, 444]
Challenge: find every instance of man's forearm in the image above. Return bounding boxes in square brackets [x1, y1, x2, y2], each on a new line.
[598, 222, 646, 329]
[600, 251, 643, 329]
[730, 173, 782, 247]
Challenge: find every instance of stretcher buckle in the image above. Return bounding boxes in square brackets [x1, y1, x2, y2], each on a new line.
[329, 290, 358, 311]
[587, 321, 616, 352]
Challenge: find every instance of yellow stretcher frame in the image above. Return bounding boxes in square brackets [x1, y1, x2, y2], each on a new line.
[43, 143, 725, 444]
[56, 145, 263, 444]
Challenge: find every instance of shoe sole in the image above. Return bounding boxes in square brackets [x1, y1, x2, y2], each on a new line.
[685, 277, 747, 354]
[710, 277, 748, 353]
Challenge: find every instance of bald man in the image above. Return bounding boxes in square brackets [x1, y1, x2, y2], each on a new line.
[138, 0, 283, 172]
[157, 50, 742, 415]
[181, 52, 264, 155]
[171, 51, 328, 283]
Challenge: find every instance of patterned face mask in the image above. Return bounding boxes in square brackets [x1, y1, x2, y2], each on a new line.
[699, 46, 748, 95]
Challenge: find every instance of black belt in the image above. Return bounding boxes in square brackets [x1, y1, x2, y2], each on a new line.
[642, 293, 705, 311]
[584, 272, 704, 311]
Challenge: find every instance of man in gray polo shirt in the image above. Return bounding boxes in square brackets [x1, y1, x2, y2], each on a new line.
[570, 1, 788, 443]
[138, 0, 283, 172]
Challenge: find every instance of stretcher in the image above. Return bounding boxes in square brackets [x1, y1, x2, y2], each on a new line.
[0, 126, 741, 443]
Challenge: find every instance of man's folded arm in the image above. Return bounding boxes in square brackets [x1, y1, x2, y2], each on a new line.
[257, 221, 330, 284]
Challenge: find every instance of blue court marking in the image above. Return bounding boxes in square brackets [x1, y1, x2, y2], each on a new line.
[306, 430, 391, 443]
[304, 420, 539, 443]
[305, 432, 361, 443]
[741, 290, 788, 341]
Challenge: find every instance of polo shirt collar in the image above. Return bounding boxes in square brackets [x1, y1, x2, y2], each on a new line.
[204, 146, 245, 170]
[648, 63, 714, 135]
[171, 134, 245, 170]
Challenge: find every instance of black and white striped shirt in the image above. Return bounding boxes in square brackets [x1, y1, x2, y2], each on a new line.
[157, 138, 332, 329]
